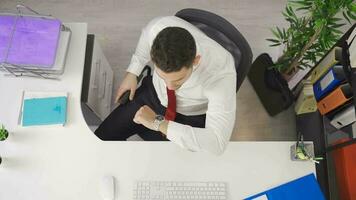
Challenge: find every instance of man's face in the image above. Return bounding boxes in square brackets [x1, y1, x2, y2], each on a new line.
[155, 66, 193, 90]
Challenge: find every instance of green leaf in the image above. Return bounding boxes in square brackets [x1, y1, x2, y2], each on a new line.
[283, 28, 287, 38]
[286, 6, 293, 16]
[266, 38, 281, 43]
[289, 0, 312, 7]
[348, 3, 356, 13]
[270, 43, 282, 47]
[329, 23, 346, 29]
[271, 28, 281, 39]
[330, 17, 343, 22]
[346, 10, 356, 20]
[276, 27, 284, 39]
[296, 6, 312, 11]
[331, 29, 344, 34]
[343, 11, 351, 23]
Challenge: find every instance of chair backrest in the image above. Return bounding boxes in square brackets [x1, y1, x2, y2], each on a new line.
[175, 8, 253, 91]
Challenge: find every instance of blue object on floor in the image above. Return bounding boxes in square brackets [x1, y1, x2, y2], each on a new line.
[22, 96, 67, 126]
[244, 173, 325, 200]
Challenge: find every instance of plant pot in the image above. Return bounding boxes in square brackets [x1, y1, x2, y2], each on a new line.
[281, 67, 299, 82]
[0, 129, 9, 141]
[248, 53, 295, 116]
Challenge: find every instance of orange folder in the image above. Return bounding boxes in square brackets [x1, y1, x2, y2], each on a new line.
[317, 84, 353, 115]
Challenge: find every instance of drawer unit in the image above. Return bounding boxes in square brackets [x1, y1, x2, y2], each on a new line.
[82, 34, 113, 122]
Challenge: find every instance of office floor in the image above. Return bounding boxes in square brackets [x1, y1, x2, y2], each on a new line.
[0, 0, 298, 141]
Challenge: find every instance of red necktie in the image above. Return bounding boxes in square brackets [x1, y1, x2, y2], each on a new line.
[165, 88, 176, 121]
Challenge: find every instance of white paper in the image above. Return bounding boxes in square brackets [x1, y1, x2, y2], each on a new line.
[320, 70, 334, 91]
[252, 194, 269, 200]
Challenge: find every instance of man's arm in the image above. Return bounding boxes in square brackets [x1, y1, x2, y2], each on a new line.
[115, 18, 163, 102]
[126, 26, 150, 76]
[126, 17, 162, 76]
[133, 73, 236, 155]
[165, 74, 236, 155]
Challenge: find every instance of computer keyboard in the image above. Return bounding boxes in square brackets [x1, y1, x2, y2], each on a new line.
[133, 181, 228, 200]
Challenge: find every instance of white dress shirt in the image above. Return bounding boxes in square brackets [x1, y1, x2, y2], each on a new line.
[127, 16, 236, 155]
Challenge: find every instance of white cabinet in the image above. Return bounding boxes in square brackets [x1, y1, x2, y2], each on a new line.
[82, 34, 113, 122]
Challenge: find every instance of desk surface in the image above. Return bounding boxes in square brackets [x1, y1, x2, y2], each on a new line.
[0, 23, 316, 200]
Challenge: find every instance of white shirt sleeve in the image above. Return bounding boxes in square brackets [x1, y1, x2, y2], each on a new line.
[126, 18, 162, 76]
[166, 73, 237, 156]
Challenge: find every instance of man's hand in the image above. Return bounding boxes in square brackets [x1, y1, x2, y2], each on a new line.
[133, 105, 156, 130]
[133, 105, 169, 135]
[115, 72, 138, 104]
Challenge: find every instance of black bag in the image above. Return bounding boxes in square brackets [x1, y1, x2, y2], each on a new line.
[264, 64, 294, 109]
[248, 53, 294, 116]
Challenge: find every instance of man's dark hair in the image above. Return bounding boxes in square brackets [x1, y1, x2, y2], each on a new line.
[150, 27, 196, 73]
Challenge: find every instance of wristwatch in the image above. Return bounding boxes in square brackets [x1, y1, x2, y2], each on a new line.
[152, 115, 165, 131]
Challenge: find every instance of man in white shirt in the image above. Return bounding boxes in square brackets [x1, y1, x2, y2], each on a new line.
[94, 16, 236, 155]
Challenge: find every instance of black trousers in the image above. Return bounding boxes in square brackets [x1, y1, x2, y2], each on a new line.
[94, 76, 206, 141]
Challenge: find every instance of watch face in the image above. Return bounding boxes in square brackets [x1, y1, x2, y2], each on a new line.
[155, 115, 164, 121]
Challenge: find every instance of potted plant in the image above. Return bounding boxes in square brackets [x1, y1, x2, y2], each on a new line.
[267, 0, 355, 78]
[0, 125, 9, 141]
[248, 0, 355, 116]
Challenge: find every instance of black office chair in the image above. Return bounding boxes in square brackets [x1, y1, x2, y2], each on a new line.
[128, 9, 253, 141]
[175, 8, 253, 91]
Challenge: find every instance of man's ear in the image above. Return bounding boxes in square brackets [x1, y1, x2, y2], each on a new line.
[193, 55, 201, 66]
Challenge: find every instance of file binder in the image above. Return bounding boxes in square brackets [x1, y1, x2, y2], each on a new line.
[21, 91, 68, 126]
[317, 83, 353, 115]
[326, 100, 353, 119]
[244, 173, 325, 200]
[313, 65, 346, 101]
[310, 47, 342, 84]
[330, 105, 356, 129]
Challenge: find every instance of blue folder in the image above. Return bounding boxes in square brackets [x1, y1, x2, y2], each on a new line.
[313, 65, 346, 101]
[22, 96, 67, 126]
[244, 173, 325, 200]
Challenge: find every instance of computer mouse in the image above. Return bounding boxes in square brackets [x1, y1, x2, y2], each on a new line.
[100, 175, 116, 200]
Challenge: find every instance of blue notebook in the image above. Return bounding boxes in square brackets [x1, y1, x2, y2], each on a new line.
[313, 65, 346, 101]
[244, 174, 325, 200]
[22, 96, 67, 126]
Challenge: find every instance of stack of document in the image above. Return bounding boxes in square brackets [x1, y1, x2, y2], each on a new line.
[20, 91, 68, 126]
[0, 14, 71, 79]
[295, 81, 317, 115]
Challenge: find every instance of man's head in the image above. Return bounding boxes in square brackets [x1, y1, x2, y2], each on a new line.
[151, 27, 200, 90]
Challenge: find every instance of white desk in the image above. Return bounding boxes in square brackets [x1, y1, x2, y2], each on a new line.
[0, 23, 315, 200]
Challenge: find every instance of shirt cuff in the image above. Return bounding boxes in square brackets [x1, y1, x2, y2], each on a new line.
[166, 121, 185, 143]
